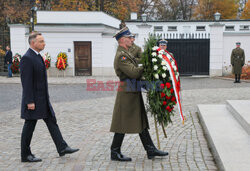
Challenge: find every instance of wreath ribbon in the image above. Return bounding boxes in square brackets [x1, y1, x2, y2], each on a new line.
[57, 56, 66, 69]
[161, 51, 186, 123]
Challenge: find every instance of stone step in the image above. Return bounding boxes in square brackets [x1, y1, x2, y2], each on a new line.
[226, 100, 250, 135]
[198, 104, 250, 171]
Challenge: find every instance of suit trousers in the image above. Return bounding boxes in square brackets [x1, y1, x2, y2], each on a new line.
[21, 113, 68, 158]
[7, 63, 12, 77]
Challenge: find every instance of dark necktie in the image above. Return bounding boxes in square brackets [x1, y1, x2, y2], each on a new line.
[38, 54, 45, 66]
[38, 54, 48, 79]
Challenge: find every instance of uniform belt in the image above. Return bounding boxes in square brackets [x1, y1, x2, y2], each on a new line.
[120, 78, 136, 82]
[120, 78, 129, 82]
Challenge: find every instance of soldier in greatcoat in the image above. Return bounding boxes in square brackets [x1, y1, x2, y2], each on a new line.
[110, 27, 168, 161]
[231, 42, 245, 83]
[128, 34, 142, 63]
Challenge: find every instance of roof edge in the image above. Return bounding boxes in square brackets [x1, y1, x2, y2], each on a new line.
[125, 19, 250, 23]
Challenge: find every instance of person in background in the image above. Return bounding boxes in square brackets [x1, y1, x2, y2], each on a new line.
[231, 42, 245, 83]
[4, 45, 13, 78]
[128, 34, 142, 63]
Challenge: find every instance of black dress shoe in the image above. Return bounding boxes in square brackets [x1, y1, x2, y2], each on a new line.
[21, 155, 42, 162]
[111, 150, 132, 161]
[146, 145, 169, 159]
[59, 146, 79, 156]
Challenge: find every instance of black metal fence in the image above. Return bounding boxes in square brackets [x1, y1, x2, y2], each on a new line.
[166, 39, 210, 75]
[153, 32, 210, 40]
[0, 26, 10, 75]
[152, 32, 210, 75]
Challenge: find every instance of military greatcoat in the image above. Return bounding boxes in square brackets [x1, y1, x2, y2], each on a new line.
[231, 47, 245, 74]
[110, 46, 149, 134]
[129, 43, 142, 63]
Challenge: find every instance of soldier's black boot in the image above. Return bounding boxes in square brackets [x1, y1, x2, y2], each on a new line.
[111, 133, 132, 161]
[139, 129, 168, 159]
[238, 74, 241, 83]
[234, 74, 238, 83]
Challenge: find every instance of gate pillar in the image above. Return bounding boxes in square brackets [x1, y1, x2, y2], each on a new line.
[209, 22, 225, 77]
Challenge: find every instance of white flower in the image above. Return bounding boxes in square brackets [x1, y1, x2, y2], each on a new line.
[171, 61, 175, 66]
[158, 50, 164, 54]
[152, 46, 159, 51]
[161, 60, 167, 65]
[176, 75, 179, 81]
[173, 65, 177, 71]
[152, 52, 157, 57]
[153, 65, 158, 70]
[158, 54, 163, 59]
[163, 66, 168, 71]
[152, 58, 157, 62]
[176, 72, 179, 77]
[162, 73, 166, 78]
[154, 74, 159, 79]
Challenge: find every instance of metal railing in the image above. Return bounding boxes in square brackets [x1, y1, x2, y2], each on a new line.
[151, 32, 210, 39]
[0, 56, 7, 76]
[0, 26, 10, 76]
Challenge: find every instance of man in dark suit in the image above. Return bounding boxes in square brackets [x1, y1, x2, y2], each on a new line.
[4, 45, 13, 77]
[20, 32, 79, 162]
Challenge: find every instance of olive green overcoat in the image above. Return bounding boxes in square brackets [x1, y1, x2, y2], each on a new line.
[110, 46, 149, 134]
[231, 47, 245, 74]
[129, 43, 142, 64]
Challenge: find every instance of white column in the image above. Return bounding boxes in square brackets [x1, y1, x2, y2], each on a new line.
[209, 22, 225, 77]
[136, 24, 152, 49]
[8, 24, 30, 56]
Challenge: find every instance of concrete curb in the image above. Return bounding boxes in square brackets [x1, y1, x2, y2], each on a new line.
[196, 108, 225, 171]
[0, 76, 119, 85]
[214, 76, 250, 83]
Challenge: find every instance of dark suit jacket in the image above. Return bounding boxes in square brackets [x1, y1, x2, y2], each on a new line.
[4, 50, 13, 64]
[20, 48, 55, 120]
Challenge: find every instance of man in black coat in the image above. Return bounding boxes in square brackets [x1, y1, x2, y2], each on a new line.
[4, 45, 13, 77]
[20, 32, 79, 162]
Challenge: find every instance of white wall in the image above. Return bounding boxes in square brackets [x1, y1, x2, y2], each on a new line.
[97, 35, 118, 76]
[102, 36, 118, 67]
[209, 23, 224, 76]
[9, 24, 118, 76]
[9, 24, 29, 56]
[35, 25, 118, 76]
[40, 32, 102, 76]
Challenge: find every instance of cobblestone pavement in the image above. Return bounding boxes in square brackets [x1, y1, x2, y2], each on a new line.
[0, 77, 250, 170]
